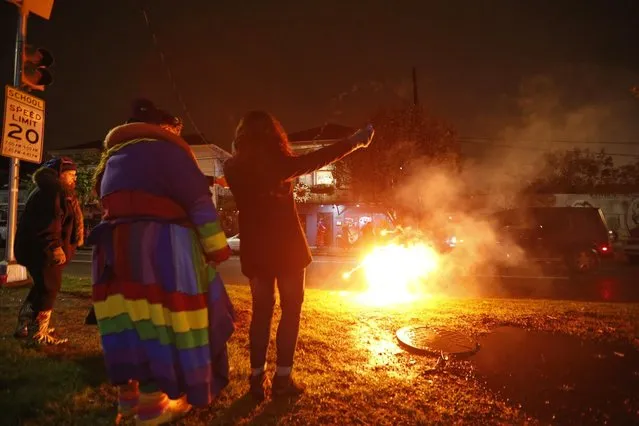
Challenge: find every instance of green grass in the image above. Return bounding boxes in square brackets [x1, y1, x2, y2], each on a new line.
[59, 275, 93, 295]
[0, 276, 638, 425]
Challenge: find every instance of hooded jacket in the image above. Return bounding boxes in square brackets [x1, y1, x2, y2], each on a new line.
[15, 167, 81, 267]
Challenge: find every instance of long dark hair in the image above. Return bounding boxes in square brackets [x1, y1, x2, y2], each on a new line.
[232, 111, 293, 160]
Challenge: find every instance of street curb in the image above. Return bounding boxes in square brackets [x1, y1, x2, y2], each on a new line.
[0, 278, 32, 288]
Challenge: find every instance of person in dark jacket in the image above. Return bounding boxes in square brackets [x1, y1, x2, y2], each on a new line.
[14, 156, 84, 345]
[223, 111, 374, 400]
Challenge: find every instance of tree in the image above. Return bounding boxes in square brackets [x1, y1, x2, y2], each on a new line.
[55, 151, 101, 208]
[333, 105, 460, 202]
[20, 151, 101, 207]
[530, 148, 639, 193]
[615, 162, 639, 189]
[75, 165, 98, 208]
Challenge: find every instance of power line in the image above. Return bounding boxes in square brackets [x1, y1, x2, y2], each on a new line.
[459, 136, 639, 146]
[458, 139, 639, 158]
[138, 2, 209, 144]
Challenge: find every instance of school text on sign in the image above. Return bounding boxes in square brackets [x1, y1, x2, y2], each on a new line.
[1, 85, 45, 164]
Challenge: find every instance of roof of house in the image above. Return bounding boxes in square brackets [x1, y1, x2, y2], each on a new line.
[49, 124, 357, 157]
[49, 133, 231, 157]
[288, 123, 355, 144]
[51, 140, 103, 151]
[182, 134, 210, 146]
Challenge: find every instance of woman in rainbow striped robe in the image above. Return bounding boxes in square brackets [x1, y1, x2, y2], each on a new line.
[88, 100, 234, 425]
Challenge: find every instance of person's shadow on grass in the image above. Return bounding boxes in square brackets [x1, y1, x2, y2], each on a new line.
[250, 395, 302, 425]
[210, 391, 301, 425]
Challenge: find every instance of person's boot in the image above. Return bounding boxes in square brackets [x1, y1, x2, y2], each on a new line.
[14, 300, 34, 339]
[115, 380, 139, 425]
[29, 310, 68, 345]
[272, 373, 305, 397]
[15, 301, 56, 339]
[135, 392, 191, 426]
[249, 372, 270, 401]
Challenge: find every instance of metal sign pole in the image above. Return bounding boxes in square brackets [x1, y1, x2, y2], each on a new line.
[2, 7, 29, 284]
[5, 11, 26, 263]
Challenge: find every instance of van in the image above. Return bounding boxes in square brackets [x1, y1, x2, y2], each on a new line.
[489, 207, 613, 274]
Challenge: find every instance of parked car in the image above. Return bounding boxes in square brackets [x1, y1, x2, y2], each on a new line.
[227, 233, 240, 254]
[0, 205, 25, 245]
[487, 207, 613, 274]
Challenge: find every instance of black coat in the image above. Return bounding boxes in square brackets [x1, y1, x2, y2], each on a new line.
[224, 138, 360, 278]
[15, 167, 79, 268]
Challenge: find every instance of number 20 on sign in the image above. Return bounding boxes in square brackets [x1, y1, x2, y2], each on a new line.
[1, 85, 45, 164]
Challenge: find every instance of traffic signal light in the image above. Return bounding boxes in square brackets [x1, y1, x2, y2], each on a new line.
[22, 45, 54, 91]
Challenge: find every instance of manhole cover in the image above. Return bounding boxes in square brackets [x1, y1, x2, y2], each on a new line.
[396, 326, 479, 356]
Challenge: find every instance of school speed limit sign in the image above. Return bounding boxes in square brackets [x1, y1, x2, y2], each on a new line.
[1, 85, 45, 164]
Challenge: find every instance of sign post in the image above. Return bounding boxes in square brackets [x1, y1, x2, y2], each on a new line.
[0, 0, 52, 285]
[0, 87, 44, 280]
[0, 7, 29, 285]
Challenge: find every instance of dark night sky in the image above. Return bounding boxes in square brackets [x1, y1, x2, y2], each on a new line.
[1, 0, 639, 159]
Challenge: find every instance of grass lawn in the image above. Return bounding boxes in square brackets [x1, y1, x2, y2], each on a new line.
[1, 276, 638, 425]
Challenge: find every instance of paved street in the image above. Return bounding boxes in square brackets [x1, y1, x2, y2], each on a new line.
[66, 250, 639, 302]
[65, 250, 357, 291]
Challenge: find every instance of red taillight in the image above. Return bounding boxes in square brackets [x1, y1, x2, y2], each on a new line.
[599, 244, 611, 253]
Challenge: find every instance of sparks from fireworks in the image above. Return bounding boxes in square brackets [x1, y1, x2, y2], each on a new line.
[343, 241, 440, 306]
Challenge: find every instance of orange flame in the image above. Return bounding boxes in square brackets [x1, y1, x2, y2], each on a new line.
[344, 242, 440, 306]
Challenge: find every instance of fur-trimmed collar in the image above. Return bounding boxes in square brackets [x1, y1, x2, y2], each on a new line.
[103, 122, 195, 160]
[32, 167, 61, 190]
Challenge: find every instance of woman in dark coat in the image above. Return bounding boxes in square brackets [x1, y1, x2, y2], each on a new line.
[223, 111, 374, 399]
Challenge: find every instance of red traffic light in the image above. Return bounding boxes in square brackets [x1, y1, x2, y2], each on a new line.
[24, 47, 54, 68]
[22, 66, 53, 88]
[22, 46, 54, 91]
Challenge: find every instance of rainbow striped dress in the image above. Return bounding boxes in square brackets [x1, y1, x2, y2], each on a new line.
[89, 123, 234, 407]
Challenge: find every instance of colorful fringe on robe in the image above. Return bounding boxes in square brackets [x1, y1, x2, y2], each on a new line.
[89, 123, 233, 407]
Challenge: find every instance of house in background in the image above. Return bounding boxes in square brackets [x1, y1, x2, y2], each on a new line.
[288, 123, 355, 188]
[48, 134, 231, 206]
[186, 136, 233, 207]
[287, 123, 394, 251]
[47, 139, 102, 162]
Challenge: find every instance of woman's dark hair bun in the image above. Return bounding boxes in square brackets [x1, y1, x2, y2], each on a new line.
[127, 98, 180, 126]
[131, 98, 157, 120]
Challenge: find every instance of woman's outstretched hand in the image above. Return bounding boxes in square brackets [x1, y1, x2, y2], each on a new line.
[348, 124, 375, 148]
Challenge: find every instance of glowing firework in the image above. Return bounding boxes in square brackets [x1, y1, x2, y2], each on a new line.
[343, 242, 440, 306]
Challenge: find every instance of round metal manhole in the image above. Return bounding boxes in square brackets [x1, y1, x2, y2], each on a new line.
[396, 326, 479, 357]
